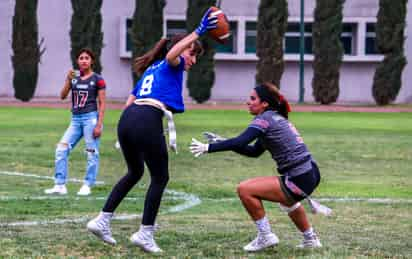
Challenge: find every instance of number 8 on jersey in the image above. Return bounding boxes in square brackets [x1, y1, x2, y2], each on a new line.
[139, 74, 154, 96]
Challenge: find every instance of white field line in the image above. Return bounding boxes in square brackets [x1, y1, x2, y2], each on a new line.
[203, 197, 412, 204]
[1, 170, 410, 227]
[0, 171, 201, 227]
[2, 195, 410, 227]
[0, 171, 104, 185]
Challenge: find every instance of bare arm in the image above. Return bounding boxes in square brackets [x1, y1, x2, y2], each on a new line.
[93, 89, 106, 138]
[60, 69, 74, 100]
[124, 94, 137, 109]
[165, 32, 200, 66]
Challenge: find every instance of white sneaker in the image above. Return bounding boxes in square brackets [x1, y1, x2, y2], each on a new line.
[44, 185, 67, 195]
[243, 232, 279, 252]
[130, 229, 162, 253]
[77, 184, 91, 196]
[297, 235, 322, 248]
[87, 213, 116, 245]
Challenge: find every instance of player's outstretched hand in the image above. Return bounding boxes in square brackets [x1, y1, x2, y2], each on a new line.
[190, 138, 209, 157]
[195, 8, 218, 36]
[203, 132, 226, 144]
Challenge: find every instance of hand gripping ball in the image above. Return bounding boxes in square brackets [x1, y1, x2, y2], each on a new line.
[208, 6, 231, 44]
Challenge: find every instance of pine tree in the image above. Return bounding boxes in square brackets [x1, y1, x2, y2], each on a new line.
[70, 0, 104, 73]
[312, 0, 344, 104]
[372, 0, 407, 105]
[186, 0, 217, 103]
[256, 0, 288, 87]
[11, 0, 45, 102]
[130, 0, 165, 85]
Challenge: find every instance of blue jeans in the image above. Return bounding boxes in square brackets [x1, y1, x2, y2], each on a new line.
[54, 111, 100, 186]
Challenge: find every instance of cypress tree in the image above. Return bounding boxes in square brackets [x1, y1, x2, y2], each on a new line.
[186, 0, 217, 103]
[312, 0, 344, 104]
[70, 0, 104, 73]
[256, 0, 288, 88]
[372, 0, 407, 105]
[130, 0, 165, 85]
[11, 0, 45, 102]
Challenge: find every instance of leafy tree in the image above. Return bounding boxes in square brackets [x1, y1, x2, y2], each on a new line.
[130, 0, 165, 85]
[70, 0, 104, 73]
[256, 0, 288, 87]
[186, 0, 217, 103]
[11, 0, 45, 102]
[372, 0, 407, 105]
[312, 0, 344, 104]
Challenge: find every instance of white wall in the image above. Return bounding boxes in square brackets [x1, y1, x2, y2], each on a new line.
[0, 0, 14, 96]
[0, 0, 411, 103]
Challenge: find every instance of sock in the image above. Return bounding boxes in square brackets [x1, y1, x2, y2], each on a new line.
[303, 227, 315, 239]
[255, 216, 271, 235]
[139, 224, 155, 238]
[99, 211, 113, 220]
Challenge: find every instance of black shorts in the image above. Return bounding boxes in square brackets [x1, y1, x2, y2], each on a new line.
[279, 161, 321, 203]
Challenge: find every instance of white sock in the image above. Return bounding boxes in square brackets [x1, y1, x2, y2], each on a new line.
[99, 211, 113, 220]
[303, 227, 315, 239]
[255, 216, 271, 235]
[139, 224, 155, 236]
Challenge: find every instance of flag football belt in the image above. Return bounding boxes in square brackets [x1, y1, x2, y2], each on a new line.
[134, 98, 177, 153]
[284, 176, 332, 216]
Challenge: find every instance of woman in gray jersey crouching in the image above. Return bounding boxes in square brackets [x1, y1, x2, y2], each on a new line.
[190, 82, 330, 252]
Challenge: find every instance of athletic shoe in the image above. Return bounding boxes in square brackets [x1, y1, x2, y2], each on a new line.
[130, 230, 162, 253]
[77, 184, 91, 196]
[243, 232, 279, 252]
[87, 213, 116, 245]
[44, 184, 67, 195]
[297, 234, 322, 248]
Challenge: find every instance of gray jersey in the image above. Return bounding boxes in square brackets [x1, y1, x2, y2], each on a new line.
[249, 110, 312, 176]
[70, 73, 106, 115]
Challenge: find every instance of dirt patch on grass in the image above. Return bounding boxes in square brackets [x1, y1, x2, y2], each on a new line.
[0, 97, 411, 112]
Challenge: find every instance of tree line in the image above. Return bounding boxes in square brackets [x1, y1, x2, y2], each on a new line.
[11, 0, 408, 105]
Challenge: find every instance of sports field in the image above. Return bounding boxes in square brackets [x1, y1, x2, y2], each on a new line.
[0, 106, 411, 258]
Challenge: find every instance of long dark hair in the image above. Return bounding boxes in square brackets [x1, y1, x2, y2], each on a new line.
[255, 82, 292, 119]
[76, 48, 96, 67]
[133, 34, 203, 76]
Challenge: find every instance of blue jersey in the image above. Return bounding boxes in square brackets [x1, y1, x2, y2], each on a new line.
[131, 57, 185, 113]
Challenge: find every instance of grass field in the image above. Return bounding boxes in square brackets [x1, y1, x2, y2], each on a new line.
[0, 106, 411, 258]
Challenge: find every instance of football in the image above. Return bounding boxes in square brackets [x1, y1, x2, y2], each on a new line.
[208, 6, 231, 44]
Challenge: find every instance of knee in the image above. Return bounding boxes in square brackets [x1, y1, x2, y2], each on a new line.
[85, 147, 99, 162]
[237, 181, 250, 200]
[152, 172, 169, 187]
[55, 142, 69, 157]
[279, 202, 301, 214]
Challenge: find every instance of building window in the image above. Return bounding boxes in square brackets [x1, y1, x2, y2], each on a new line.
[125, 18, 133, 53]
[215, 21, 238, 54]
[365, 23, 379, 55]
[341, 23, 356, 55]
[285, 23, 313, 54]
[245, 21, 257, 53]
[166, 20, 187, 38]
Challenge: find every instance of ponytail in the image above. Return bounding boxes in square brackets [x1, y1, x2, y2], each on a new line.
[277, 93, 292, 119]
[133, 38, 170, 76]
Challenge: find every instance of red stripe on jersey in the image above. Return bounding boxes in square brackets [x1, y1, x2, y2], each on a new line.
[97, 79, 106, 88]
[252, 118, 269, 129]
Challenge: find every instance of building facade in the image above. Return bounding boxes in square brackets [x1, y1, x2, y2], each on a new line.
[0, 0, 411, 103]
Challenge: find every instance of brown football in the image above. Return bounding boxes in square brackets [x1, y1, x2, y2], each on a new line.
[207, 6, 230, 44]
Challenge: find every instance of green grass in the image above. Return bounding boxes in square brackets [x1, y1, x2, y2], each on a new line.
[0, 107, 411, 258]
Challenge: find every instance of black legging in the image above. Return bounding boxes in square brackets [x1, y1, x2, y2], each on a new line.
[103, 104, 169, 225]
